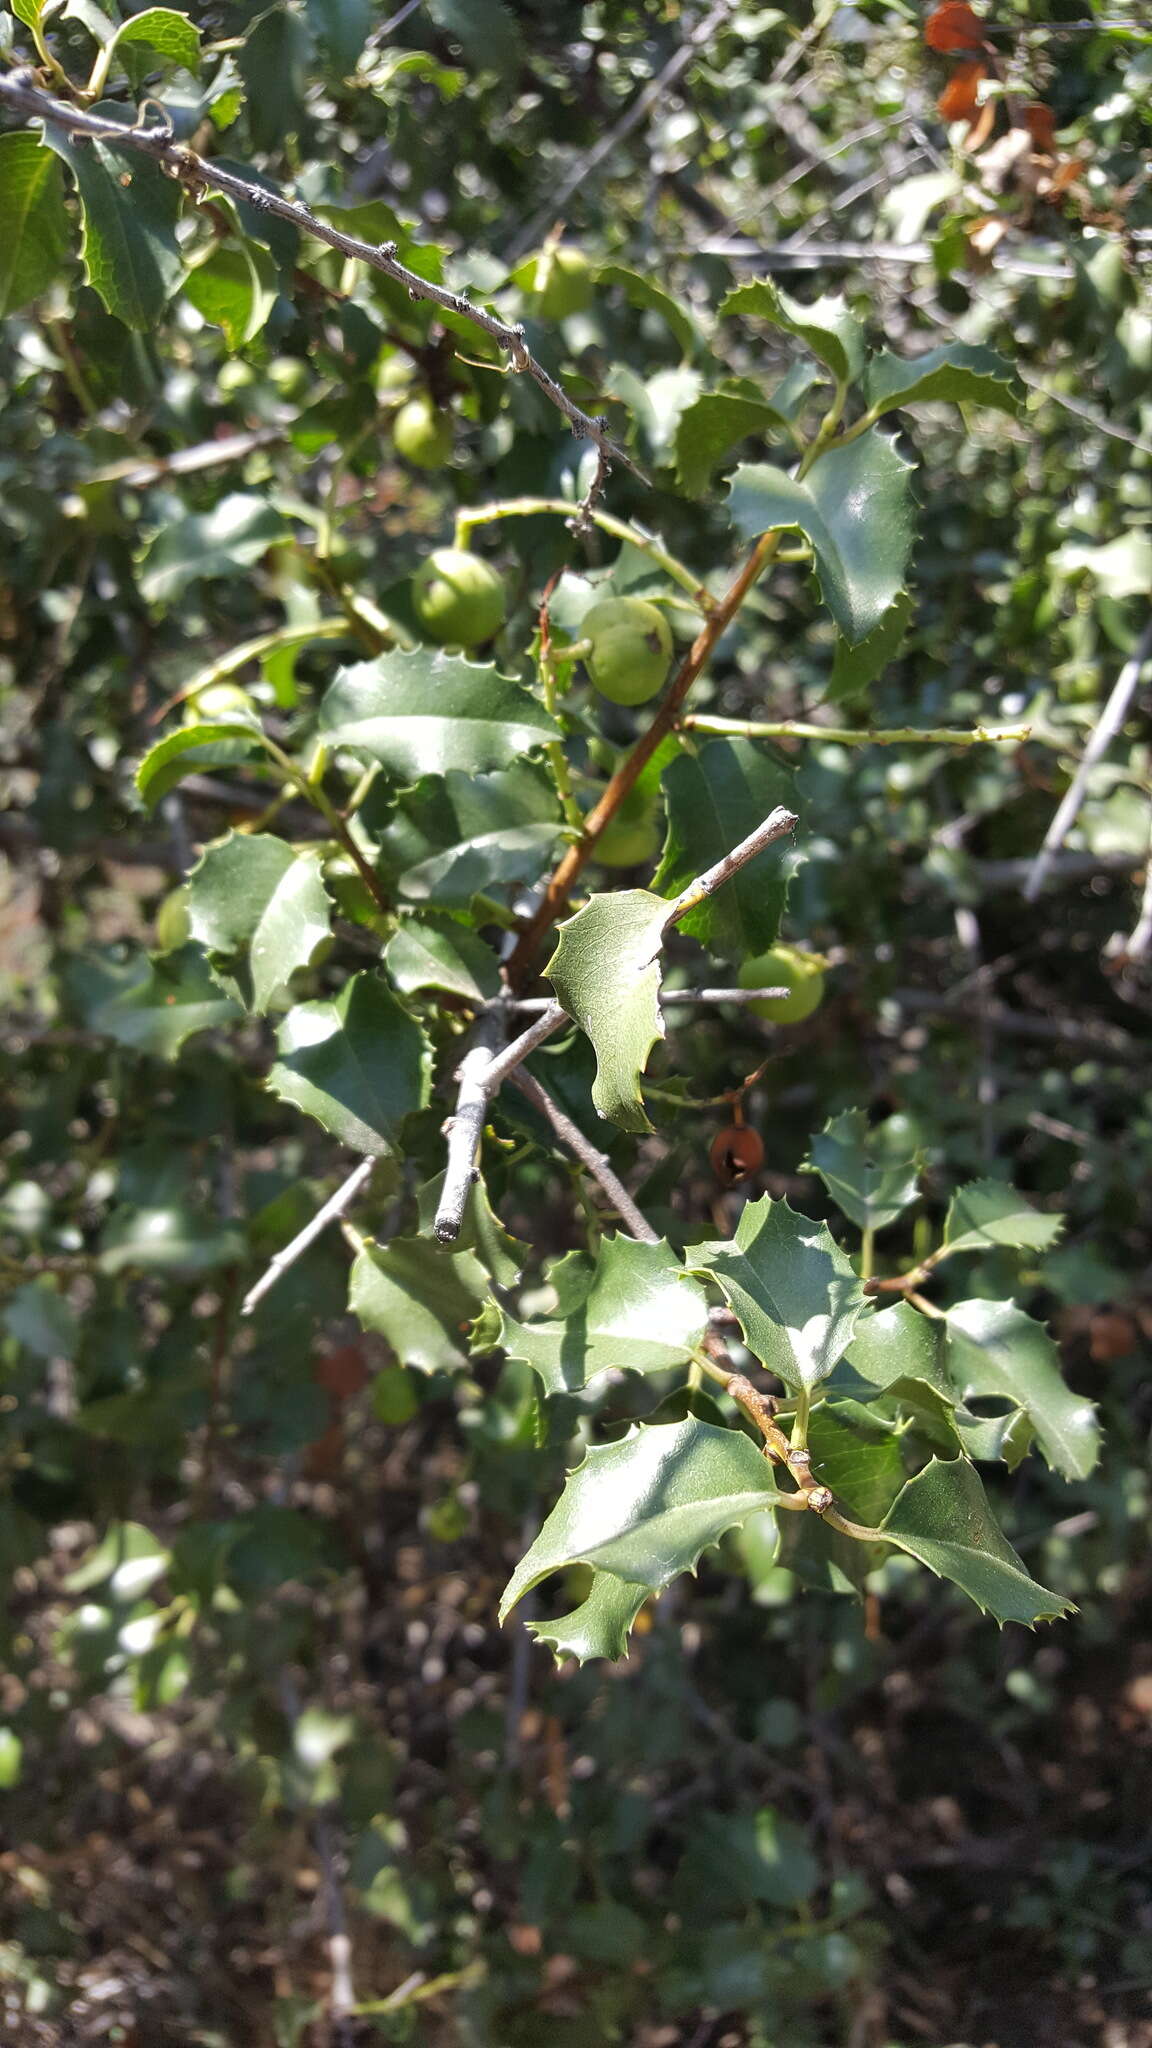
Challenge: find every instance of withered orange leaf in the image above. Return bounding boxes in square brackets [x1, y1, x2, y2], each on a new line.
[925, 1, 986, 52]
[938, 58, 987, 123]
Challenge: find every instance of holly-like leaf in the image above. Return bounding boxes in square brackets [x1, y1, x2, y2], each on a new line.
[864, 342, 1019, 420]
[267, 972, 431, 1156]
[91, 945, 241, 1057]
[385, 918, 501, 1002]
[653, 740, 795, 957]
[46, 112, 183, 332]
[780, 1397, 905, 1593]
[138, 495, 289, 604]
[827, 591, 914, 704]
[528, 1569, 649, 1665]
[945, 1299, 1099, 1479]
[184, 241, 278, 351]
[499, 1418, 777, 1619]
[0, 134, 73, 319]
[112, 6, 201, 77]
[943, 1179, 1064, 1257]
[350, 1236, 488, 1373]
[691, 1197, 869, 1392]
[719, 278, 866, 385]
[834, 1298, 953, 1416]
[320, 649, 560, 780]
[135, 720, 265, 808]
[496, 1236, 709, 1397]
[546, 890, 669, 1132]
[878, 1458, 1073, 1625]
[728, 432, 915, 644]
[807, 1109, 922, 1233]
[674, 392, 792, 498]
[597, 263, 695, 356]
[186, 832, 333, 1012]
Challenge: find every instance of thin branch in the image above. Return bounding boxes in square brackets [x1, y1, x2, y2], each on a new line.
[683, 714, 1031, 747]
[501, 986, 792, 1012]
[431, 1008, 508, 1245]
[509, 1068, 659, 1243]
[504, 0, 739, 262]
[83, 426, 281, 489]
[240, 1157, 375, 1317]
[1023, 614, 1152, 901]
[661, 807, 797, 925]
[0, 71, 635, 481]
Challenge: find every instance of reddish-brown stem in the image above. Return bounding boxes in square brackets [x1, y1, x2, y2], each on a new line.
[505, 528, 783, 988]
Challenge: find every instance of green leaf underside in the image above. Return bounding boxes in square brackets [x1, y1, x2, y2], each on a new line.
[808, 1399, 906, 1525]
[500, 1418, 776, 1620]
[719, 278, 866, 384]
[945, 1299, 1099, 1480]
[728, 434, 915, 644]
[944, 1179, 1065, 1256]
[598, 263, 695, 356]
[692, 1197, 869, 1392]
[267, 972, 430, 1156]
[674, 392, 791, 498]
[828, 591, 914, 704]
[529, 1570, 650, 1664]
[184, 242, 277, 350]
[135, 721, 265, 807]
[385, 918, 501, 1001]
[400, 823, 561, 910]
[319, 649, 560, 779]
[47, 114, 183, 332]
[350, 1237, 489, 1373]
[187, 833, 333, 1012]
[864, 342, 1019, 419]
[879, 1459, 1073, 1625]
[808, 1108, 921, 1233]
[114, 6, 202, 73]
[0, 134, 72, 318]
[653, 740, 794, 956]
[546, 890, 669, 1133]
[91, 945, 241, 1056]
[497, 1235, 709, 1397]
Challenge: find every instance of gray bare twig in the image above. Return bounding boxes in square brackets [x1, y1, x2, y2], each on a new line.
[240, 1157, 376, 1317]
[1023, 614, 1152, 902]
[509, 1068, 660, 1243]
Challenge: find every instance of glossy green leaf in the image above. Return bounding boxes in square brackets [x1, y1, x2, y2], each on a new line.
[674, 391, 792, 497]
[500, 1418, 777, 1619]
[496, 1235, 709, 1397]
[379, 764, 562, 915]
[809, 1398, 906, 1524]
[426, 0, 522, 74]
[400, 823, 561, 913]
[91, 945, 241, 1056]
[879, 1459, 1073, 1625]
[691, 1197, 869, 1392]
[138, 495, 289, 605]
[237, 4, 312, 150]
[135, 720, 264, 808]
[184, 240, 278, 350]
[267, 972, 431, 1156]
[719, 277, 866, 384]
[528, 1569, 649, 1665]
[827, 591, 914, 704]
[864, 342, 1019, 420]
[113, 6, 201, 75]
[350, 1236, 490, 1373]
[807, 1108, 922, 1233]
[0, 134, 73, 318]
[943, 1180, 1064, 1257]
[834, 1298, 952, 1413]
[598, 263, 695, 356]
[46, 113, 183, 332]
[652, 740, 795, 956]
[385, 918, 501, 1002]
[306, 0, 371, 72]
[546, 889, 668, 1133]
[945, 1299, 1099, 1480]
[320, 649, 560, 780]
[187, 832, 333, 1012]
[728, 431, 916, 644]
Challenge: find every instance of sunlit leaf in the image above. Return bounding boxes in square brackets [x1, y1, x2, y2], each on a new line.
[808, 1108, 922, 1233]
[879, 1459, 1073, 1625]
[546, 890, 668, 1132]
[945, 1299, 1099, 1479]
[496, 1235, 709, 1396]
[653, 740, 795, 956]
[267, 972, 431, 1155]
[691, 1197, 869, 1392]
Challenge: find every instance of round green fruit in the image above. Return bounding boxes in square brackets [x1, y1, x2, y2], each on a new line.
[593, 787, 661, 868]
[582, 597, 672, 706]
[217, 360, 255, 397]
[184, 681, 255, 724]
[529, 244, 593, 321]
[412, 549, 507, 647]
[155, 886, 191, 952]
[738, 944, 826, 1023]
[267, 355, 310, 401]
[393, 395, 453, 469]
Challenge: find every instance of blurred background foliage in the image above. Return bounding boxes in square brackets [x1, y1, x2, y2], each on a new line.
[0, 0, 1151, 2042]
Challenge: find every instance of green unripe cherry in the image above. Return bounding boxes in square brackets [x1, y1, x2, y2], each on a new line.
[217, 360, 255, 397]
[529, 244, 594, 321]
[155, 886, 192, 952]
[412, 549, 508, 647]
[267, 356, 310, 401]
[738, 944, 826, 1022]
[183, 681, 255, 724]
[582, 597, 673, 706]
[393, 395, 453, 470]
[594, 784, 662, 868]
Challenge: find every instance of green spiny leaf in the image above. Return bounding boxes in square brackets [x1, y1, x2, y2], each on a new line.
[807, 1108, 922, 1233]
[945, 1299, 1099, 1480]
[91, 945, 241, 1057]
[0, 134, 73, 319]
[320, 648, 560, 780]
[385, 918, 502, 1002]
[943, 1179, 1064, 1256]
[267, 972, 431, 1156]
[184, 241, 278, 351]
[527, 1569, 649, 1665]
[827, 591, 914, 704]
[719, 277, 866, 384]
[546, 889, 669, 1133]
[878, 1458, 1073, 1625]
[350, 1236, 489, 1373]
[652, 740, 795, 957]
[495, 1235, 709, 1397]
[674, 391, 792, 497]
[691, 1197, 869, 1392]
[186, 832, 333, 1013]
[864, 342, 1020, 421]
[46, 110, 183, 332]
[135, 720, 265, 809]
